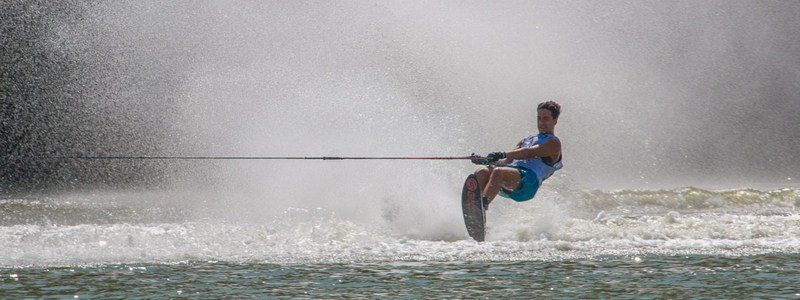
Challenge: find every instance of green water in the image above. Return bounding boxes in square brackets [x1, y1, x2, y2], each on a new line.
[2, 254, 799, 298]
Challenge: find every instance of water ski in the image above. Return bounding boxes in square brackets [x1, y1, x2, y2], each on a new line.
[461, 174, 486, 242]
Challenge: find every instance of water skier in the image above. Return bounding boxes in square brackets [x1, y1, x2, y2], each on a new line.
[472, 101, 563, 210]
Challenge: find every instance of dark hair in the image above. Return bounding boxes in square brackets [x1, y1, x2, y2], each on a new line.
[537, 101, 561, 119]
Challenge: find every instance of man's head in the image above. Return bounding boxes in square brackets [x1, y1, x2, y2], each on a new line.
[537, 101, 560, 134]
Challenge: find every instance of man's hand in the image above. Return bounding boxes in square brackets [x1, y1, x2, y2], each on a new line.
[485, 152, 506, 164]
[470, 153, 487, 165]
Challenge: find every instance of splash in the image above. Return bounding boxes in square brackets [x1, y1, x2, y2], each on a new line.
[4, 0, 800, 268]
[2, 187, 798, 267]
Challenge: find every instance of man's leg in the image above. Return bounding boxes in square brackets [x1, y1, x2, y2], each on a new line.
[482, 167, 521, 207]
[474, 167, 493, 197]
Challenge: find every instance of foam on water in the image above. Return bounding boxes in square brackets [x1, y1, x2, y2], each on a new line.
[3, 187, 798, 267]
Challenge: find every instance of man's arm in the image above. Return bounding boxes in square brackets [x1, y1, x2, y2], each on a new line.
[505, 138, 560, 160]
[496, 141, 522, 166]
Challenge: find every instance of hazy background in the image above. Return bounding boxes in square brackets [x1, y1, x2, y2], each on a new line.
[3, 0, 799, 196]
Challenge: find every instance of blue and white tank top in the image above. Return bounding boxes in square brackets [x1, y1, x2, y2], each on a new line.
[508, 133, 563, 183]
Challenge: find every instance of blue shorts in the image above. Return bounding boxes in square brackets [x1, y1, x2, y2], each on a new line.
[498, 166, 541, 202]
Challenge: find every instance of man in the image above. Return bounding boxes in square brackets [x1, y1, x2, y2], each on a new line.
[472, 101, 563, 210]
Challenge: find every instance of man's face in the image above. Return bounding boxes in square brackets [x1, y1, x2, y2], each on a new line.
[537, 109, 557, 133]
